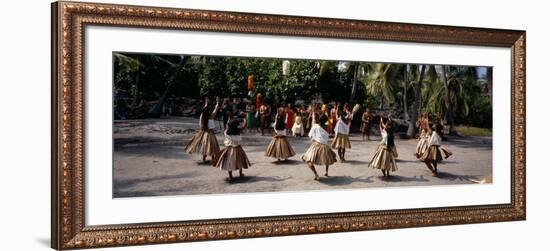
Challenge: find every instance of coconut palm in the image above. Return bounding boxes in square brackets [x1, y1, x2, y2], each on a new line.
[422, 65, 479, 135]
[362, 63, 400, 110]
[148, 56, 189, 117]
[406, 64, 426, 138]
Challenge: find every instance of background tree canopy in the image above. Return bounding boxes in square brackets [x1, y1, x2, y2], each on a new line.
[113, 52, 492, 130]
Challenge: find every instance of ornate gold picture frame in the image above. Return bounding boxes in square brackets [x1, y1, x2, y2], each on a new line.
[51, 1, 526, 250]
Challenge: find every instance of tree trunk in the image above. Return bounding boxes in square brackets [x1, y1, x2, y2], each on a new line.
[487, 67, 493, 105]
[131, 64, 140, 107]
[350, 63, 359, 103]
[148, 56, 189, 117]
[403, 65, 409, 120]
[406, 65, 425, 138]
[441, 65, 457, 135]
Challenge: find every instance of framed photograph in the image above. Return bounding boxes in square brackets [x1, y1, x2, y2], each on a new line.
[51, 1, 526, 249]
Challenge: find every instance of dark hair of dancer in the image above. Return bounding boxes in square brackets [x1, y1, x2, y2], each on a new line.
[318, 113, 328, 126]
[226, 113, 241, 136]
[432, 120, 444, 132]
[275, 110, 286, 131]
[200, 107, 211, 131]
[385, 122, 395, 148]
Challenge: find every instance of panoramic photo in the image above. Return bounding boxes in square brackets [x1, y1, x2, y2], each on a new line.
[112, 52, 493, 198]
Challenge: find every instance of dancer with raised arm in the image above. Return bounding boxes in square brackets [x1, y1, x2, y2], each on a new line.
[265, 107, 296, 163]
[331, 104, 353, 162]
[420, 122, 453, 176]
[368, 117, 398, 177]
[212, 111, 251, 181]
[302, 106, 337, 180]
[414, 112, 430, 158]
[185, 97, 221, 163]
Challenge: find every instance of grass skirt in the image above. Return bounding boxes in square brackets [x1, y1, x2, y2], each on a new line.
[265, 135, 296, 159]
[369, 145, 398, 172]
[414, 136, 429, 158]
[212, 145, 251, 171]
[302, 141, 337, 166]
[185, 129, 220, 157]
[420, 145, 452, 162]
[331, 134, 351, 149]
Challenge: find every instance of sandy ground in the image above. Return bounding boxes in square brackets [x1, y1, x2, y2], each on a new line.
[113, 117, 492, 198]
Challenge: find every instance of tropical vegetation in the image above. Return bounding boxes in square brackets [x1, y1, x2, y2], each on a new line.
[113, 52, 492, 136]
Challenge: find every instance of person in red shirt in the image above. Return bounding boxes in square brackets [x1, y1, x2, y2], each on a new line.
[285, 103, 294, 134]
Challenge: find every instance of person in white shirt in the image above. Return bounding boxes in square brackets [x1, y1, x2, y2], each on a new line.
[185, 97, 221, 163]
[419, 122, 453, 176]
[265, 107, 296, 163]
[301, 106, 337, 180]
[368, 117, 398, 177]
[331, 104, 353, 162]
[291, 109, 304, 137]
[212, 112, 251, 181]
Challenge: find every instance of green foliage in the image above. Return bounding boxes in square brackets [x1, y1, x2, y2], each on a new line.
[197, 57, 228, 97]
[455, 125, 492, 137]
[113, 53, 493, 128]
[421, 66, 491, 128]
[362, 63, 403, 109]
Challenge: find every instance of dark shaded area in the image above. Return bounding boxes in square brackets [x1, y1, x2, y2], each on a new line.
[317, 175, 373, 186]
[114, 145, 188, 160]
[224, 175, 291, 184]
[114, 172, 197, 190]
[377, 175, 430, 183]
[435, 171, 480, 182]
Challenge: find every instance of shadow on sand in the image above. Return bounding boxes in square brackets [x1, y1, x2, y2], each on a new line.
[263, 159, 304, 166]
[342, 159, 370, 165]
[317, 175, 373, 186]
[225, 175, 291, 184]
[114, 172, 196, 190]
[435, 171, 478, 182]
[376, 174, 430, 183]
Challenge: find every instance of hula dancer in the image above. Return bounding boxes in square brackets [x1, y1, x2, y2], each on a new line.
[302, 108, 337, 180]
[414, 112, 429, 158]
[331, 104, 353, 162]
[368, 117, 398, 177]
[212, 112, 251, 181]
[420, 123, 452, 176]
[328, 103, 339, 136]
[265, 107, 296, 163]
[386, 114, 399, 158]
[185, 97, 221, 163]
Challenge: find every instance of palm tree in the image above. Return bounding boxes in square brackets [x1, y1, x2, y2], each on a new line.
[402, 64, 409, 120]
[113, 53, 141, 106]
[487, 67, 493, 105]
[406, 64, 426, 138]
[362, 63, 400, 110]
[319, 61, 372, 104]
[148, 56, 189, 117]
[423, 65, 478, 135]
